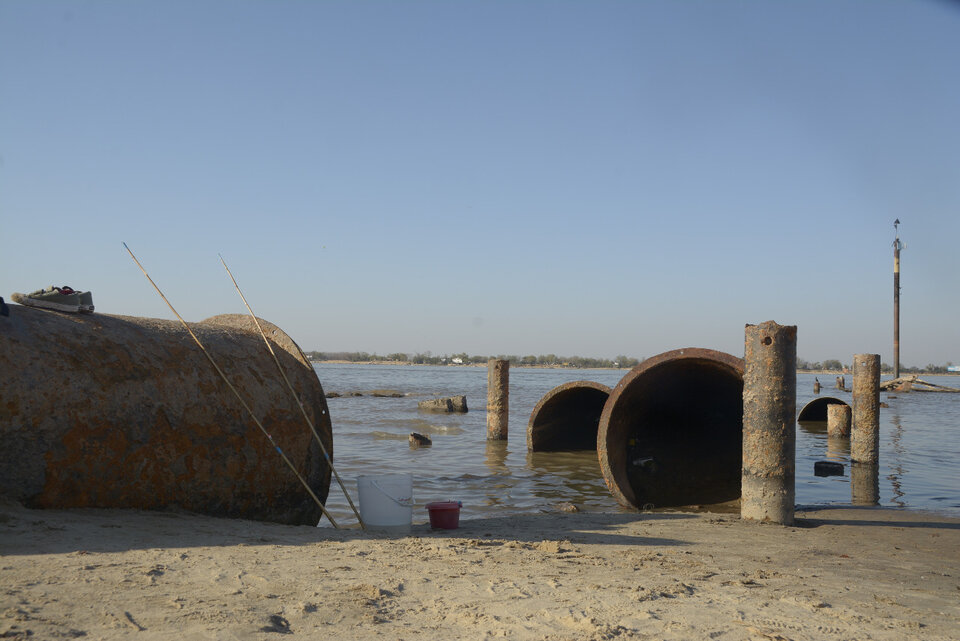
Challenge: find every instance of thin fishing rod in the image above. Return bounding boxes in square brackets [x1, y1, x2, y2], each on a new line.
[219, 254, 366, 530]
[123, 243, 340, 528]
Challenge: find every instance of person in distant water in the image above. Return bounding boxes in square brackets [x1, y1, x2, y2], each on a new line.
[814, 377, 821, 394]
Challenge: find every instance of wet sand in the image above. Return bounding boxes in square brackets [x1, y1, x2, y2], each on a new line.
[2, 498, 958, 640]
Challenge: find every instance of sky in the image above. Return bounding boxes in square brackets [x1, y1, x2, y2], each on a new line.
[1, 1, 958, 367]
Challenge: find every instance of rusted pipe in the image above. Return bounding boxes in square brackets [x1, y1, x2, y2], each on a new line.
[597, 348, 744, 509]
[742, 321, 797, 525]
[851, 353, 881, 464]
[0, 306, 332, 525]
[527, 381, 611, 452]
[827, 404, 852, 438]
[486, 359, 509, 440]
[797, 397, 849, 422]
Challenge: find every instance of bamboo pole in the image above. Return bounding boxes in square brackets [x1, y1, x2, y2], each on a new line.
[219, 255, 366, 530]
[123, 243, 340, 528]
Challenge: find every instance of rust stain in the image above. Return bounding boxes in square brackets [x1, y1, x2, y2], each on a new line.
[3, 310, 332, 524]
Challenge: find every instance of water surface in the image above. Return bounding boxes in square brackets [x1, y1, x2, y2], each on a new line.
[314, 364, 960, 526]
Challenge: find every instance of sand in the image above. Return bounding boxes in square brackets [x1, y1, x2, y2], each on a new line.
[2, 499, 958, 641]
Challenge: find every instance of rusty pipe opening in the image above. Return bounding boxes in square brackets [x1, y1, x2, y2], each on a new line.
[797, 397, 849, 423]
[527, 381, 611, 452]
[598, 348, 744, 509]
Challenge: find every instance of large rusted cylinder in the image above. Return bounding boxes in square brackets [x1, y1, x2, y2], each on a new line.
[486, 359, 509, 440]
[0, 306, 332, 525]
[827, 404, 852, 438]
[742, 321, 797, 525]
[527, 381, 611, 452]
[851, 353, 881, 464]
[597, 348, 744, 509]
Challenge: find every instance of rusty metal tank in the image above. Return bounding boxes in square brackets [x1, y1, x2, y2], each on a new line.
[527, 381, 611, 452]
[0, 305, 332, 525]
[597, 348, 744, 509]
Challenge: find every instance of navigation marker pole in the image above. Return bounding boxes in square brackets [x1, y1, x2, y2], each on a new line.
[893, 219, 904, 379]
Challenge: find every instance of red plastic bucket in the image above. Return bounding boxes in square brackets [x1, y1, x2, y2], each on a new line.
[425, 501, 461, 529]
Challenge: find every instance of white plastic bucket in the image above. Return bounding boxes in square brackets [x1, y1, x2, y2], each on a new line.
[357, 474, 413, 533]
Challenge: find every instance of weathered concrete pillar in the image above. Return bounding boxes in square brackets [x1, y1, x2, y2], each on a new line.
[742, 321, 797, 525]
[851, 462, 880, 505]
[486, 359, 509, 440]
[851, 354, 881, 464]
[827, 404, 852, 438]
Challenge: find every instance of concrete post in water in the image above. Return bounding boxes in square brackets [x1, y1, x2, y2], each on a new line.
[742, 321, 797, 525]
[486, 359, 509, 440]
[851, 354, 881, 464]
[827, 404, 852, 438]
[851, 462, 880, 505]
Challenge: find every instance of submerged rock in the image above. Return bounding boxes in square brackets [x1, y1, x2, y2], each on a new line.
[409, 433, 432, 448]
[418, 395, 468, 413]
[814, 461, 845, 477]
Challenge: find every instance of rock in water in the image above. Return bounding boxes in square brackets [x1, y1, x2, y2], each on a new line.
[409, 433, 432, 448]
[418, 398, 453, 412]
[814, 461, 845, 477]
[417, 396, 468, 413]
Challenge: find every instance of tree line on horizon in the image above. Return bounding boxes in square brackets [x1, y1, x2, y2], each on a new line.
[305, 351, 956, 374]
[305, 351, 642, 369]
[795, 358, 955, 374]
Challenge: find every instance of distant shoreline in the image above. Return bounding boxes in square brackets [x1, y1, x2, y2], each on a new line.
[309, 360, 958, 375]
[311, 360, 606, 369]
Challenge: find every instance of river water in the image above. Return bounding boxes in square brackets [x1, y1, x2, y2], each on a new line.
[313, 364, 960, 526]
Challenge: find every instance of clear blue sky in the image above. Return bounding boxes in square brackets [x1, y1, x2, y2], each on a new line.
[2, 1, 958, 367]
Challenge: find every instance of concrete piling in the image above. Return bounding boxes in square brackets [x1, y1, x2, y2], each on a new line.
[827, 403, 852, 438]
[851, 462, 880, 505]
[486, 359, 510, 440]
[851, 354, 881, 464]
[742, 321, 797, 525]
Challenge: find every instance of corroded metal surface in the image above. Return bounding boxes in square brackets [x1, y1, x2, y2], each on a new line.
[797, 396, 849, 422]
[0, 306, 332, 525]
[827, 404, 852, 438]
[597, 348, 744, 509]
[486, 359, 509, 440]
[851, 353, 881, 464]
[742, 321, 797, 525]
[527, 381, 611, 452]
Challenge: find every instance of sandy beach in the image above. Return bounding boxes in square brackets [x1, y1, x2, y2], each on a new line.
[2, 498, 958, 641]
